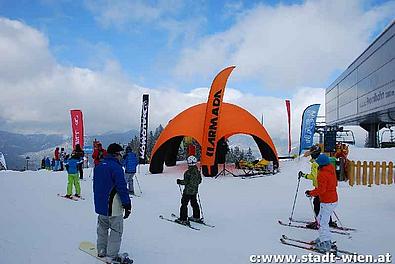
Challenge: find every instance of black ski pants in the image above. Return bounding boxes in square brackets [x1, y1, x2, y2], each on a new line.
[179, 194, 200, 221]
[313, 196, 334, 224]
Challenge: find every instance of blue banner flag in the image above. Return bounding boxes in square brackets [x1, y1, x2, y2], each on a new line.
[299, 104, 320, 155]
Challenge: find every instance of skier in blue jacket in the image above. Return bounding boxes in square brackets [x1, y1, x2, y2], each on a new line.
[64, 154, 83, 198]
[93, 143, 132, 264]
[123, 146, 138, 195]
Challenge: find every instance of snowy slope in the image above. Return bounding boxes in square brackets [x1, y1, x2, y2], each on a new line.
[0, 147, 394, 263]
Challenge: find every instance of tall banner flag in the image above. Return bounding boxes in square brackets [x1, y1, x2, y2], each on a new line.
[285, 100, 291, 155]
[70, 110, 84, 149]
[299, 104, 320, 155]
[201, 66, 235, 176]
[139, 94, 149, 164]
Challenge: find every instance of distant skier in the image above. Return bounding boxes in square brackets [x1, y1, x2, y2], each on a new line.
[41, 157, 46, 169]
[73, 144, 85, 180]
[92, 142, 107, 167]
[93, 143, 133, 264]
[298, 144, 337, 228]
[123, 146, 138, 195]
[176, 155, 202, 225]
[45, 157, 51, 170]
[54, 147, 60, 171]
[64, 154, 83, 198]
[305, 153, 338, 253]
[60, 147, 66, 171]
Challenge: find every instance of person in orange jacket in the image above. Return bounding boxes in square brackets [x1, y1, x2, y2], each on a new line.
[305, 153, 338, 253]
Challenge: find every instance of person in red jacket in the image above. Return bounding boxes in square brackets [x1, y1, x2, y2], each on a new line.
[92, 142, 107, 167]
[305, 153, 338, 253]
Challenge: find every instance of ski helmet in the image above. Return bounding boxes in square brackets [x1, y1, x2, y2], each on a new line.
[309, 144, 321, 159]
[187, 155, 197, 166]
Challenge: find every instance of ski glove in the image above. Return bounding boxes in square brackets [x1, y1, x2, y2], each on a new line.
[305, 190, 311, 197]
[123, 203, 132, 219]
[176, 179, 182, 185]
[298, 171, 305, 179]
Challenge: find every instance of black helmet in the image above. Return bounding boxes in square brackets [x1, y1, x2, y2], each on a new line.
[309, 144, 321, 159]
[107, 143, 124, 154]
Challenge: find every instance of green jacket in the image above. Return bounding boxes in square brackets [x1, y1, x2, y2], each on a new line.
[179, 166, 202, 195]
[304, 159, 318, 188]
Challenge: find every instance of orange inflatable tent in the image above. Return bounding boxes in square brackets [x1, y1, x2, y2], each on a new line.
[149, 102, 279, 176]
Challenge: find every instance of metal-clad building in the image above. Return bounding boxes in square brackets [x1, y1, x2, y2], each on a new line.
[326, 20, 395, 147]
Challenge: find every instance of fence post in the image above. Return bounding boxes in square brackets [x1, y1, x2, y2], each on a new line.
[388, 162, 393, 185]
[381, 162, 387, 185]
[375, 161, 380, 185]
[356, 161, 361, 185]
[348, 161, 355, 186]
[368, 161, 374, 187]
[362, 161, 368, 185]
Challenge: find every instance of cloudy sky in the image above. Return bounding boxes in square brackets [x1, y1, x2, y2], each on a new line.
[0, 0, 394, 152]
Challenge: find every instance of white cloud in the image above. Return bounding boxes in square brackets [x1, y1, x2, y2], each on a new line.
[0, 17, 327, 154]
[173, 0, 395, 90]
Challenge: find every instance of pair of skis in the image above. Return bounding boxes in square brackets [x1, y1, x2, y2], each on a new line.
[280, 235, 356, 255]
[159, 213, 215, 230]
[289, 217, 356, 231]
[57, 193, 85, 201]
[278, 220, 352, 236]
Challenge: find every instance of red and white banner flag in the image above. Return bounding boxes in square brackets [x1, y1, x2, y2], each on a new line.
[70, 110, 84, 149]
[285, 100, 291, 155]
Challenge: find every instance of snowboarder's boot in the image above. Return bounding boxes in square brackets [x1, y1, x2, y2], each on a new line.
[74, 194, 81, 198]
[64, 194, 72, 199]
[97, 249, 106, 258]
[112, 253, 133, 264]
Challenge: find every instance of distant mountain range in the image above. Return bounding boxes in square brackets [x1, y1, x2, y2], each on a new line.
[0, 130, 139, 170]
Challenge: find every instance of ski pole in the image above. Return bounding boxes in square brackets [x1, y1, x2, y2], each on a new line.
[289, 177, 301, 225]
[333, 210, 345, 229]
[197, 193, 204, 220]
[178, 184, 182, 195]
[134, 173, 142, 195]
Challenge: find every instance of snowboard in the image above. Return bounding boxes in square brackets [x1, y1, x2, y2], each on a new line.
[79, 241, 133, 264]
[79, 241, 109, 263]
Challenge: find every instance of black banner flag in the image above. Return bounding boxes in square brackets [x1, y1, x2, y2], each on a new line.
[139, 94, 149, 164]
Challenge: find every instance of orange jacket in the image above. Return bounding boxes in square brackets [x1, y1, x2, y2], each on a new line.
[309, 164, 338, 203]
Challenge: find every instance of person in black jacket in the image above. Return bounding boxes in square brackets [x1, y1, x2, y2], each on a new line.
[73, 144, 85, 180]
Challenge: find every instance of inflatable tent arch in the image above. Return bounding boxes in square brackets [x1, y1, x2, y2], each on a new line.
[149, 102, 278, 177]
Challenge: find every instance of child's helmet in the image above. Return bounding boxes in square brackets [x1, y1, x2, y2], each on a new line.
[187, 155, 197, 166]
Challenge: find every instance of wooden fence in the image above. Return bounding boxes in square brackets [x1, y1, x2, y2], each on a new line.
[348, 161, 394, 186]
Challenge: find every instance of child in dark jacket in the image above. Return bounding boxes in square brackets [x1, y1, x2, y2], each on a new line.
[64, 154, 83, 198]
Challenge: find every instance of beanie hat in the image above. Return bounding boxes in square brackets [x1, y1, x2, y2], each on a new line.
[107, 143, 124, 154]
[315, 153, 330, 166]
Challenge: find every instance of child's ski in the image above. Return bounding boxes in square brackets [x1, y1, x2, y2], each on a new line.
[170, 213, 215, 228]
[57, 193, 78, 201]
[159, 215, 200, 230]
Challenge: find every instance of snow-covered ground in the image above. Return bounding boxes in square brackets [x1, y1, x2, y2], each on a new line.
[0, 147, 394, 263]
